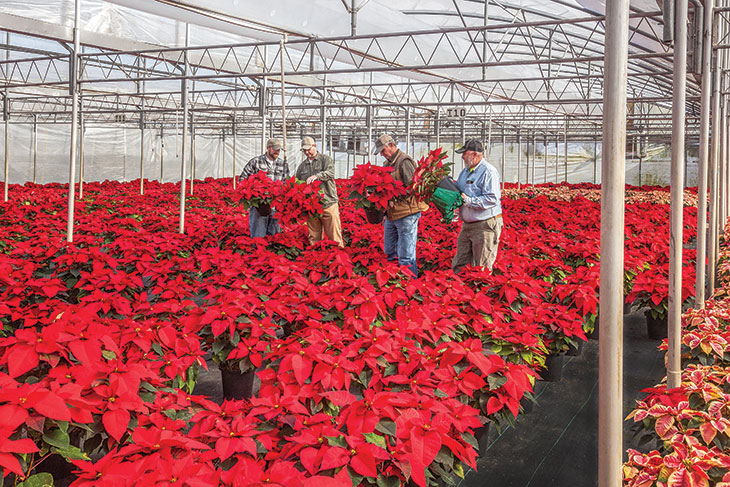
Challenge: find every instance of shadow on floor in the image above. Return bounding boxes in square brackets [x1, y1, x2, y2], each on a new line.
[459, 311, 664, 487]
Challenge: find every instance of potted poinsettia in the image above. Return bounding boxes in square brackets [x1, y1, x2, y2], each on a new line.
[272, 177, 324, 229]
[349, 163, 407, 223]
[410, 148, 461, 222]
[237, 171, 281, 216]
[181, 289, 278, 400]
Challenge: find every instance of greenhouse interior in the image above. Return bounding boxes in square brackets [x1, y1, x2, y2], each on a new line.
[0, 0, 728, 485]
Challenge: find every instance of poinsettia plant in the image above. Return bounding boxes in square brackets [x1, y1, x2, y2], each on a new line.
[272, 178, 324, 228]
[348, 164, 407, 212]
[410, 147, 451, 201]
[237, 171, 281, 210]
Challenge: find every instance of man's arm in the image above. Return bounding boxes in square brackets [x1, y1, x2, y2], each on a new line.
[240, 157, 259, 179]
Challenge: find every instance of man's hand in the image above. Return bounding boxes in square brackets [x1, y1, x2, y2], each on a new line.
[461, 193, 467, 202]
[306, 175, 318, 184]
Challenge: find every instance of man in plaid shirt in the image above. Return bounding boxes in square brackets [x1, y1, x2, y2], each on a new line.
[239, 138, 290, 237]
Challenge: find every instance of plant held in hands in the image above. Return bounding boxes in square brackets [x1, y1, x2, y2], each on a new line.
[237, 171, 281, 212]
[348, 164, 407, 212]
[410, 147, 452, 201]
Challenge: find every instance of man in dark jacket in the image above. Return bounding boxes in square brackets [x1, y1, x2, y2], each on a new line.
[296, 136, 344, 247]
[373, 133, 428, 277]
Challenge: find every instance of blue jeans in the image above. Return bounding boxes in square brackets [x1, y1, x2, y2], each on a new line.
[383, 212, 421, 277]
[249, 208, 281, 238]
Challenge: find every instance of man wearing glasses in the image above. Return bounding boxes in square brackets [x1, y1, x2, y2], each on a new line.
[452, 138, 503, 272]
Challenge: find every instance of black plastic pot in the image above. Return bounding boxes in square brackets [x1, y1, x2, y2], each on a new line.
[256, 203, 272, 216]
[474, 421, 491, 458]
[35, 454, 75, 487]
[437, 176, 461, 192]
[566, 339, 584, 357]
[646, 312, 668, 340]
[220, 367, 255, 401]
[364, 207, 385, 224]
[541, 354, 564, 382]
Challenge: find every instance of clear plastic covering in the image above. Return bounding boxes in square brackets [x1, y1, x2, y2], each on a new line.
[0, 0, 676, 185]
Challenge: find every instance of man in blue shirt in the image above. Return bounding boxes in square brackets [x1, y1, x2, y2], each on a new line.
[452, 139, 503, 272]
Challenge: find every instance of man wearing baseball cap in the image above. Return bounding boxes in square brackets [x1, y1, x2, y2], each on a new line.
[373, 133, 429, 277]
[452, 138, 503, 272]
[239, 137, 290, 238]
[295, 136, 343, 247]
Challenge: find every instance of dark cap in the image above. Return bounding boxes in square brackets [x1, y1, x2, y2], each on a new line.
[266, 138, 282, 150]
[373, 133, 395, 155]
[455, 139, 484, 154]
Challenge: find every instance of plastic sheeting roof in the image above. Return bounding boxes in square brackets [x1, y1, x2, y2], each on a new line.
[0, 0, 691, 136]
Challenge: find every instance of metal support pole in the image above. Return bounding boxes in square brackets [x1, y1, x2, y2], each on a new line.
[542, 133, 548, 184]
[638, 136, 643, 186]
[667, 0, 688, 390]
[516, 129, 522, 189]
[598, 0, 629, 481]
[367, 106, 373, 161]
[79, 111, 85, 199]
[697, 0, 712, 304]
[260, 47, 268, 154]
[3, 95, 7, 202]
[160, 128, 164, 182]
[664, 0, 675, 43]
[487, 120, 492, 157]
[482, 0, 489, 80]
[32, 116, 37, 185]
[555, 136, 559, 183]
[717, 97, 728, 229]
[709, 51, 721, 295]
[367, 80, 374, 158]
[321, 86, 327, 156]
[405, 108, 411, 151]
[531, 132, 537, 185]
[178, 24, 189, 235]
[280, 36, 288, 163]
[563, 119, 569, 182]
[190, 116, 196, 195]
[435, 110, 441, 148]
[501, 129, 506, 190]
[233, 119, 237, 189]
[140, 106, 145, 195]
[221, 131, 225, 181]
[66, 0, 80, 243]
[593, 135, 598, 184]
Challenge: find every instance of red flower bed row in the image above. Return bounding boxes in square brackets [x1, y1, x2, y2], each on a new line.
[0, 177, 696, 486]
